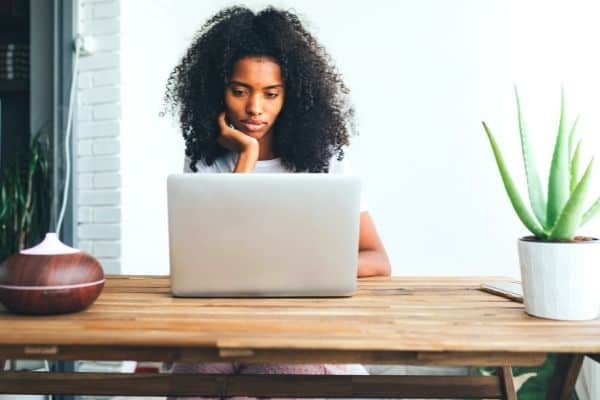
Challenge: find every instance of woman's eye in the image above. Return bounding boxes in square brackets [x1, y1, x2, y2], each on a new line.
[231, 88, 246, 96]
[265, 92, 279, 99]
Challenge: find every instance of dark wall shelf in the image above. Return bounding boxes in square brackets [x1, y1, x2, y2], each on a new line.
[1, 1, 31, 170]
[0, 79, 29, 93]
[0, 16, 29, 41]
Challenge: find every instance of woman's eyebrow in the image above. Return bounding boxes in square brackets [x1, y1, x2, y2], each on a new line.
[228, 81, 284, 89]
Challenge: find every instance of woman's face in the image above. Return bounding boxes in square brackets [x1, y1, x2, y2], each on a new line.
[224, 56, 285, 142]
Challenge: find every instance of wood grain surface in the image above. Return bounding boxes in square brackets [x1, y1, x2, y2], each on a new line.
[1, 275, 599, 364]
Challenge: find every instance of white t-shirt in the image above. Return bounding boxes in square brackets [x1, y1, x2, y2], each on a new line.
[184, 152, 368, 212]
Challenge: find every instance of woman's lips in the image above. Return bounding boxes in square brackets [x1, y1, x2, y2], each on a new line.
[240, 121, 267, 132]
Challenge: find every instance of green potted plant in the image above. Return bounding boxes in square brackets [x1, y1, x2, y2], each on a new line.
[482, 87, 600, 321]
[0, 128, 52, 261]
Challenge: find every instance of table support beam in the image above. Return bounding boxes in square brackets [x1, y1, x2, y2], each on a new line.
[0, 346, 547, 367]
[0, 371, 507, 398]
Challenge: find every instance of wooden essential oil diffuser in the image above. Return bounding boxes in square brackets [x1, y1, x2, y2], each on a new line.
[0, 233, 104, 315]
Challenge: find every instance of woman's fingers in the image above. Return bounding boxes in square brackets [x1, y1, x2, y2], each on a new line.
[217, 112, 259, 152]
[217, 112, 239, 151]
[218, 112, 240, 140]
[217, 112, 228, 131]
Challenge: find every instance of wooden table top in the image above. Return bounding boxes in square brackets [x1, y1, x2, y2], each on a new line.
[1, 275, 599, 356]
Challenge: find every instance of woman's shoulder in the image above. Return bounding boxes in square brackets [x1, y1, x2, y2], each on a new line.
[184, 152, 237, 173]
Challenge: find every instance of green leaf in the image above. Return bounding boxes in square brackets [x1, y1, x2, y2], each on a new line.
[581, 195, 600, 227]
[568, 115, 580, 160]
[482, 122, 547, 238]
[0, 185, 7, 220]
[570, 140, 582, 193]
[514, 86, 547, 228]
[516, 354, 558, 399]
[549, 158, 594, 240]
[546, 88, 570, 229]
[0, 127, 52, 257]
[474, 355, 565, 400]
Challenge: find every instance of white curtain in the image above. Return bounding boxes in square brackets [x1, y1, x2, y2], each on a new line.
[576, 358, 600, 400]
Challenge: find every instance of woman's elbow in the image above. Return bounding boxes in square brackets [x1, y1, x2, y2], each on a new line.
[378, 254, 392, 276]
[357, 249, 392, 277]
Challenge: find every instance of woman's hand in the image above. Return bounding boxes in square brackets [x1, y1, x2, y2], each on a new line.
[217, 112, 259, 153]
[217, 112, 259, 173]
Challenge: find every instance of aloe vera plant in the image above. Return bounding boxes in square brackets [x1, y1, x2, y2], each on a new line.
[482, 87, 600, 241]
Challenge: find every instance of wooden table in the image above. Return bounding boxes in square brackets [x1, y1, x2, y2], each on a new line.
[0, 275, 599, 399]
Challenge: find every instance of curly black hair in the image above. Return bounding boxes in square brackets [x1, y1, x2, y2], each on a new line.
[163, 6, 356, 172]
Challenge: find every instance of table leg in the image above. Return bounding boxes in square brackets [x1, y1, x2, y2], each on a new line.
[546, 354, 584, 400]
[0, 360, 5, 372]
[497, 366, 516, 400]
[50, 361, 76, 400]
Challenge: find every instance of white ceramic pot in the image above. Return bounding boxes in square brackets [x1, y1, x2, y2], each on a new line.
[518, 237, 600, 321]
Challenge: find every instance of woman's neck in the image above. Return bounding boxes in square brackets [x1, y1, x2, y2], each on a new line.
[258, 148, 277, 160]
[257, 129, 277, 160]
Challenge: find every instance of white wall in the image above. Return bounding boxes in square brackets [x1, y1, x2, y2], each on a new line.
[120, 0, 600, 277]
[76, 0, 122, 274]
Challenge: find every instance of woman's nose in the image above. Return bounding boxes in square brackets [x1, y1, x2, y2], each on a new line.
[246, 94, 263, 116]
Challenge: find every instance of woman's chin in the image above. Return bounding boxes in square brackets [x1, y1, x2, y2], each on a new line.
[241, 129, 267, 139]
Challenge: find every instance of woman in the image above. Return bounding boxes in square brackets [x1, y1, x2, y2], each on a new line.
[163, 5, 391, 399]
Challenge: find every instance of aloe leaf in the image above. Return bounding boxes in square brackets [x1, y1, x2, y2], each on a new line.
[546, 88, 570, 229]
[549, 158, 594, 240]
[0, 185, 7, 220]
[482, 122, 546, 238]
[568, 115, 580, 160]
[570, 140, 582, 193]
[514, 86, 547, 228]
[580, 195, 600, 227]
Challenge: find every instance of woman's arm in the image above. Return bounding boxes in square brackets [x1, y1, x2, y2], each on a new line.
[358, 211, 391, 277]
[216, 112, 259, 172]
[233, 145, 259, 172]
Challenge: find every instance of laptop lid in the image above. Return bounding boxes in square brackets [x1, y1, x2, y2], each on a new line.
[167, 174, 360, 297]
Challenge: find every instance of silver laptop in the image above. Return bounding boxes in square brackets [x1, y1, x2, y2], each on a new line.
[167, 174, 361, 297]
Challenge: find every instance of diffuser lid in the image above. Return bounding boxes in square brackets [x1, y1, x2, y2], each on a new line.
[20, 233, 80, 255]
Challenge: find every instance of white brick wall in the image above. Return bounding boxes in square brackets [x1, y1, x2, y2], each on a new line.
[76, 0, 121, 274]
